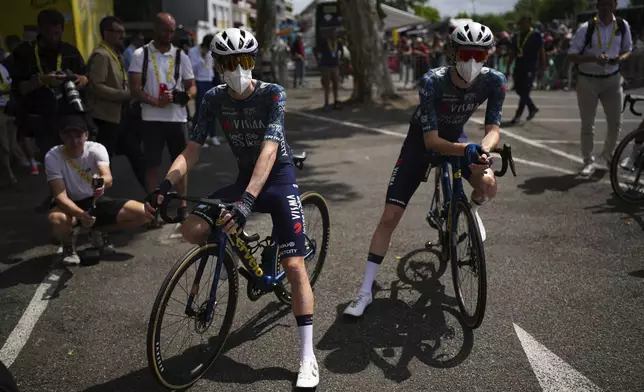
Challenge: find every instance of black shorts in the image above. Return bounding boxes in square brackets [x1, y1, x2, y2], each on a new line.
[141, 121, 188, 167]
[190, 182, 306, 262]
[51, 196, 128, 226]
[385, 147, 476, 209]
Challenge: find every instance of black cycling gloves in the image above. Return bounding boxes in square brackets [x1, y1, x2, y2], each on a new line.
[226, 191, 256, 229]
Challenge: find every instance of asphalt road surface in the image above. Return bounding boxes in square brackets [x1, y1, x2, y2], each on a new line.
[1, 84, 643, 392]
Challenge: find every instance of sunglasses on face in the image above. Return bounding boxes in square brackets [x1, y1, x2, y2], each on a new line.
[214, 54, 256, 72]
[456, 49, 489, 63]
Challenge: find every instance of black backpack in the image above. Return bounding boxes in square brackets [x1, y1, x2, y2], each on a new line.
[580, 16, 628, 54]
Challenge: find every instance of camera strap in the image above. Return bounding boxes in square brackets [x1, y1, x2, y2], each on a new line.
[62, 146, 93, 186]
[34, 43, 62, 75]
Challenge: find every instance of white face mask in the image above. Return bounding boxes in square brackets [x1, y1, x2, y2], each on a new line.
[223, 65, 253, 95]
[455, 59, 484, 84]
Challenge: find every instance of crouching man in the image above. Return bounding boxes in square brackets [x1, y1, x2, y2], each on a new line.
[46, 114, 150, 264]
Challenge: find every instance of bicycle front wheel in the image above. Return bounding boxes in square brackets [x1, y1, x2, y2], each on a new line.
[610, 126, 644, 204]
[275, 191, 331, 305]
[450, 198, 487, 329]
[147, 244, 238, 390]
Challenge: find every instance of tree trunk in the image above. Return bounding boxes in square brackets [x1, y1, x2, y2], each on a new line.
[256, 1, 276, 53]
[338, 0, 397, 103]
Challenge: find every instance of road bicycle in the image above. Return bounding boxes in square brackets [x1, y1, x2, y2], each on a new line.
[146, 152, 330, 390]
[610, 94, 644, 204]
[425, 144, 517, 329]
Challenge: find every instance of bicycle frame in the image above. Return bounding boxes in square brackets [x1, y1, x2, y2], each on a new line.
[429, 156, 468, 239]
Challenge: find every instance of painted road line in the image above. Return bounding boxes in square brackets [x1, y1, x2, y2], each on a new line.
[287, 110, 612, 179]
[534, 140, 604, 144]
[514, 324, 602, 391]
[0, 268, 66, 368]
[472, 117, 642, 124]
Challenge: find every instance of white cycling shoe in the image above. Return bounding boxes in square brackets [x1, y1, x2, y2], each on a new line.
[343, 291, 373, 317]
[296, 357, 319, 388]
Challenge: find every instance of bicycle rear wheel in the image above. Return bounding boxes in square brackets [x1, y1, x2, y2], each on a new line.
[275, 191, 330, 305]
[610, 127, 644, 204]
[147, 244, 238, 390]
[450, 198, 487, 329]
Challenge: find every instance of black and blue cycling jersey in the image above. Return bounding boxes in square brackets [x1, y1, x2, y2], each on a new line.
[189, 80, 305, 261]
[386, 66, 507, 209]
[190, 81, 295, 184]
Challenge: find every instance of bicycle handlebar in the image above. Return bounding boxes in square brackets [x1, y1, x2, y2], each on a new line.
[623, 94, 644, 116]
[491, 144, 517, 177]
[152, 193, 261, 243]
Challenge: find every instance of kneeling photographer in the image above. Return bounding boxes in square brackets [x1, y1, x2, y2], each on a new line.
[11, 9, 91, 169]
[46, 115, 150, 265]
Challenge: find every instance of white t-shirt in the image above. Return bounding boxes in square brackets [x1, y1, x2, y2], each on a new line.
[45, 141, 110, 202]
[188, 46, 214, 82]
[128, 42, 195, 122]
[0, 63, 11, 108]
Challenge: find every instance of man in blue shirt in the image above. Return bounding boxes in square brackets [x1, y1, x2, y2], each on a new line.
[507, 16, 546, 124]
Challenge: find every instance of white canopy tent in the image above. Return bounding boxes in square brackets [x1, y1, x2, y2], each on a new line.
[381, 3, 426, 31]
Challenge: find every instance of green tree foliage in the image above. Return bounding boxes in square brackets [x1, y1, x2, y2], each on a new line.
[472, 13, 509, 33]
[413, 4, 441, 22]
[455, 12, 470, 18]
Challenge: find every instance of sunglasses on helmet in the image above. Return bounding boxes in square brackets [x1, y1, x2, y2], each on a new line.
[456, 49, 489, 63]
[214, 54, 256, 72]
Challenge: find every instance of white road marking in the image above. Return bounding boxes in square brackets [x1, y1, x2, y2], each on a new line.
[475, 117, 642, 124]
[0, 268, 66, 368]
[535, 140, 603, 144]
[514, 323, 603, 391]
[288, 110, 612, 178]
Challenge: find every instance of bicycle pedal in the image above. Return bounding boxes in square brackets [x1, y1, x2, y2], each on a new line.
[426, 215, 439, 230]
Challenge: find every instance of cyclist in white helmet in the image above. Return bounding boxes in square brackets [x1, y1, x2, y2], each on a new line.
[344, 22, 508, 317]
[144, 28, 320, 388]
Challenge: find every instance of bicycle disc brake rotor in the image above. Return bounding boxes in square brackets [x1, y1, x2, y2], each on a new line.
[194, 301, 216, 334]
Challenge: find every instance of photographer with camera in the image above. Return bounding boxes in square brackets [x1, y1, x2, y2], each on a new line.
[10, 9, 89, 169]
[128, 12, 195, 228]
[46, 115, 150, 265]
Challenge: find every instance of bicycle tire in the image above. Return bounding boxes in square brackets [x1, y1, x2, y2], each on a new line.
[450, 198, 487, 329]
[610, 127, 644, 204]
[147, 244, 238, 390]
[274, 191, 331, 305]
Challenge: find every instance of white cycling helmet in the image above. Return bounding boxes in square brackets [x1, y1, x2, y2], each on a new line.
[451, 22, 495, 49]
[211, 28, 259, 57]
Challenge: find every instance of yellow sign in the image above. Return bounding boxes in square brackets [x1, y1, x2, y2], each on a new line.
[392, 29, 399, 45]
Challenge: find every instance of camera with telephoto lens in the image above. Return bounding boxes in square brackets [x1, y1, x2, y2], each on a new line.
[55, 69, 86, 113]
[172, 89, 190, 106]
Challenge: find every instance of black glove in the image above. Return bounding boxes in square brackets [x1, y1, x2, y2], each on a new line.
[464, 143, 489, 166]
[225, 191, 256, 230]
[146, 179, 172, 208]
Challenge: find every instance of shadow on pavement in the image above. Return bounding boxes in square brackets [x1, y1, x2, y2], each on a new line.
[82, 302, 297, 392]
[317, 248, 473, 383]
[0, 255, 74, 300]
[517, 171, 607, 195]
[585, 194, 644, 233]
[629, 270, 644, 278]
[293, 101, 414, 131]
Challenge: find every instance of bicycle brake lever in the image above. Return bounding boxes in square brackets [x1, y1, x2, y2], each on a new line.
[509, 156, 517, 177]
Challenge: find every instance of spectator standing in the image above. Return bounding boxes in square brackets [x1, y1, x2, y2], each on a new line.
[46, 115, 149, 264]
[87, 16, 146, 191]
[123, 32, 144, 72]
[291, 33, 305, 88]
[398, 36, 413, 88]
[128, 13, 196, 227]
[188, 34, 220, 147]
[568, 0, 632, 177]
[314, 28, 342, 110]
[10, 9, 88, 167]
[507, 15, 546, 125]
[271, 35, 290, 89]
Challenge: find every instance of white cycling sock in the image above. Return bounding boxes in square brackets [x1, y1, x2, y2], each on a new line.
[296, 315, 314, 360]
[359, 261, 380, 294]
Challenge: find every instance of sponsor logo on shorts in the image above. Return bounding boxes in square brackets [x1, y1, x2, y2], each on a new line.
[293, 222, 303, 234]
[279, 241, 296, 249]
[287, 194, 302, 220]
[279, 248, 298, 257]
[389, 166, 399, 187]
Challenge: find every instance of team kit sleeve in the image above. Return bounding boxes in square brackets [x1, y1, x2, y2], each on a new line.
[189, 90, 216, 145]
[264, 85, 286, 144]
[484, 71, 507, 127]
[418, 73, 438, 133]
